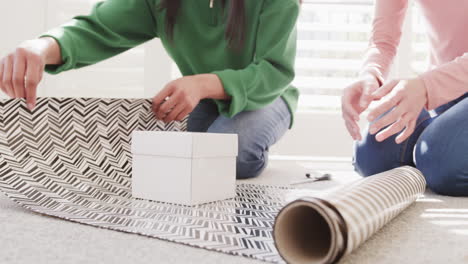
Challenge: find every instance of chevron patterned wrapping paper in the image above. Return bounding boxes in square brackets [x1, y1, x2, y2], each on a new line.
[0, 98, 426, 264]
[274, 166, 426, 264]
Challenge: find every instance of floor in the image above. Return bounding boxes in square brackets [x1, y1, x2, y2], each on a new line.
[1, 159, 467, 264]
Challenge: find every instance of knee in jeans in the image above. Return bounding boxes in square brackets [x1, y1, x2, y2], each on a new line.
[415, 155, 460, 195]
[415, 139, 467, 196]
[354, 137, 391, 177]
[236, 150, 268, 179]
[208, 124, 270, 179]
[426, 173, 460, 196]
[236, 149, 268, 179]
[236, 159, 265, 179]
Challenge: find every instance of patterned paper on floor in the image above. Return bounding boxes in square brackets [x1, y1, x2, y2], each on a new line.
[0, 98, 426, 264]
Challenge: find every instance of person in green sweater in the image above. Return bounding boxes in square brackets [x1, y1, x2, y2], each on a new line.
[0, 0, 300, 179]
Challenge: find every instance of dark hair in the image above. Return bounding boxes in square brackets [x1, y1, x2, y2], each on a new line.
[158, 0, 246, 50]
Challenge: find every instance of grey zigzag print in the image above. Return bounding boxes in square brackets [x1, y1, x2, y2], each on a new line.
[0, 98, 427, 264]
[0, 97, 302, 263]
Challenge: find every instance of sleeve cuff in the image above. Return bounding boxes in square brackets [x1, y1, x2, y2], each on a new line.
[212, 69, 248, 117]
[360, 67, 385, 87]
[40, 28, 76, 75]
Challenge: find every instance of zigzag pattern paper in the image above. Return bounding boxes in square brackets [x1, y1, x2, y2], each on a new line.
[0, 98, 290, 263]
[0, 98, 426, 264]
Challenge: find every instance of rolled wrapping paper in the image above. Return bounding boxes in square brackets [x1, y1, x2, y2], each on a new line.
[273, 166, 426, 264]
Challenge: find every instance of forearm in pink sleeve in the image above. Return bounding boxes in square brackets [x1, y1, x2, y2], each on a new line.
[361, 0, 409, 81]
[420, 53, 468, 110]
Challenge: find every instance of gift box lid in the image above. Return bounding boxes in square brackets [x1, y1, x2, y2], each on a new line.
[131, 131, 238, 158]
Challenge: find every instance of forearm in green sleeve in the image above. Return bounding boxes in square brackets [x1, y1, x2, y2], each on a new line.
[41, 0, 158, 74]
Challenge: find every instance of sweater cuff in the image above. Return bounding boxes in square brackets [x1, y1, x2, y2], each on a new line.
[212, 69, 247, 117]
[359, 67, 385, 87]
[40, 27, 76, 75]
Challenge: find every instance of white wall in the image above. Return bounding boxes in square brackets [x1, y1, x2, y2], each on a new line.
[0, 1, 47, 54]
[0, 0, 48, 97]
[270, 111, 354, 157]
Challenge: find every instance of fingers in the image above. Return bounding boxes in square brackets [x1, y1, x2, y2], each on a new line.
[344, 120, 355, 139]
[12, 52, 26, 98]
[341, 87, 362, 140]
[368, 90, 403, 122]
[371, 79, 399, 101]
[341, 91, 360, 121]
[2, 55, 14, 97]
[342, 106, 360, 140]
[175, 108, 191, 122]
[0, 61, 5, 96]
[343, 103, 359, 122]
[366, 79, 423, 143]
[163, 102, 185, 123]
[359, 78, 379, 108]
[369, 107, 401, 135]
[0, 45, 45, 106]
[395, 119, 416, 144]
[157, 93, 180, 119]
[24, 57, 42, 110]
[375, 115, 410, 142]
[152, 84, 175, 114]
[153, 77, 202, 122]
[344, 118, 361, 141]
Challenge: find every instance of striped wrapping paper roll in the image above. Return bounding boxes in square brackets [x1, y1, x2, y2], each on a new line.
[273, 166, 426, 264]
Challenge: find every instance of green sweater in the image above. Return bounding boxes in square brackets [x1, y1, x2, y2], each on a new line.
[42, 0, 300, 127]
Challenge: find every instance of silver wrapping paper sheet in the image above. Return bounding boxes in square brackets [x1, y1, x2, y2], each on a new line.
[0, 98, 425, 264]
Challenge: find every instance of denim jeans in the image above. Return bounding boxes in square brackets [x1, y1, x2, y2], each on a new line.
[187, 97, 291, 179]
[354, 93, 468, 196]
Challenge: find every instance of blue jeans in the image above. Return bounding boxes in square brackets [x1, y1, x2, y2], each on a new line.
[354, 93, 468, 196]
[187, 97, 291, 179]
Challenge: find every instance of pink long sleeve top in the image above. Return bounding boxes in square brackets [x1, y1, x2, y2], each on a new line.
[362, 0, 468, 110]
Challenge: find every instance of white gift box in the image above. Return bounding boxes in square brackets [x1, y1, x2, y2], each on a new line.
[131, 131, 238, 206]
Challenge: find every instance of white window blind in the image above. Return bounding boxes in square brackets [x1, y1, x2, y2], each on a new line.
[410, 5, 430, 75]
[42, 0, 429, 103]
[295, 0, 429, 111]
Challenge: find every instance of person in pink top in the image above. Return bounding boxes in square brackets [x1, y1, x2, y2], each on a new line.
[341, 0, 468, 196]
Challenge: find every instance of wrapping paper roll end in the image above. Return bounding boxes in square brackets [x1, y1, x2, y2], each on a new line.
[273, 198, 346, 264]
[273, 166, 426, 264]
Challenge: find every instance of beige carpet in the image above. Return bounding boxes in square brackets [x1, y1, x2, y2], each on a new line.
[1, 159, 467, 264]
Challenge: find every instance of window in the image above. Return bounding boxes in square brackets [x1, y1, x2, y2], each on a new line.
[295, 0, 429, 111]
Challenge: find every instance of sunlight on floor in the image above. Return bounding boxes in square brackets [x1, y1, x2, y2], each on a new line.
[428, 220, 468, 226]
[426, 209, 468, 213]
[450, 229, 468, 235]
[420, 207, 468, 236]
[416, 197, 443, 203]
[421, 213, 468, 219]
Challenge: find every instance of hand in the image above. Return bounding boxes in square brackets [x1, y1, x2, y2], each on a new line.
[152, 74, 228, 123]
[0, 37, 61, 110]
[367, 78, 427, 144]
[341, 73, 381, 140]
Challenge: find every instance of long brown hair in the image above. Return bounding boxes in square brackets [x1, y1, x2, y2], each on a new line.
[158, 0, 246, 49]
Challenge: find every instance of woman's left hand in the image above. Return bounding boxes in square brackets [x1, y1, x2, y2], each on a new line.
[152, 76, 204, 123]
[152, 74, 228, 123]
[367, 78, 428, 144]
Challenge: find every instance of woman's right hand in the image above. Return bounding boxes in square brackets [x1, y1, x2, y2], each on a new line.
[341, 73, 381, 140]
[0, 37, 60, 110]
